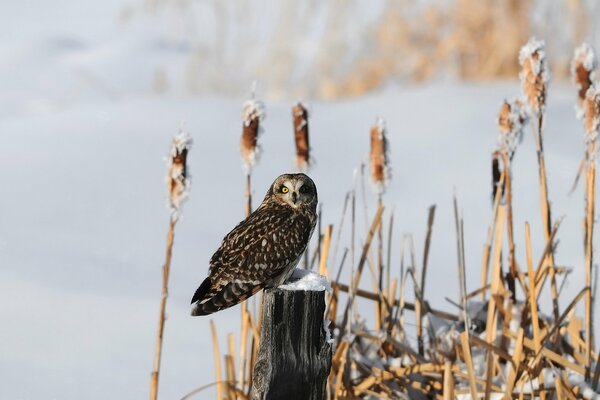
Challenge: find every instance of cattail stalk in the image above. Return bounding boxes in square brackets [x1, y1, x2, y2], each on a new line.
[497, 99, 528, 300]
[370, 118, 390, 331]
[150, 130, 192, 400]
[584, 85, 600, 372]
[519, 38, 559, 321]
[239, 96, 264, 397]
[292, 102, 311, 170]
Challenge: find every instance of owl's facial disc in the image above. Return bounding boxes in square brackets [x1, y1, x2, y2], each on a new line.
[274, 177, 314, 208]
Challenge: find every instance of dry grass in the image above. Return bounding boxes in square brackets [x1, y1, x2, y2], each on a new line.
[181, 41, 600, 400]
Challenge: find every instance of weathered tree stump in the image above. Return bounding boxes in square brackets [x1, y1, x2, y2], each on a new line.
[251, 272, 332, 400]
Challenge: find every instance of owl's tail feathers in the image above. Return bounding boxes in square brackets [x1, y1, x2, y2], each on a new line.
[190, 278, 261, 316]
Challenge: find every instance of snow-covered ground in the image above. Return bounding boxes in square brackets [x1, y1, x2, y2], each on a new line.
[1, 2, 597, 400]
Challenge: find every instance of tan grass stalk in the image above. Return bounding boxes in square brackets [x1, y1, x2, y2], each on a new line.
[319, 224, 333, 278]
[496, 99, 527, 300]
[583, 85, 600, 372]
[150, 130, 192, 400]
[571, 43, 597, 119]
[210, 321, 224, 400]
[442, 361, 454, 400]
[460, 331, 479, 399]
[292, 102, 311, 170]
[519, 38, 559, 322]
[369, 118, 390, 330]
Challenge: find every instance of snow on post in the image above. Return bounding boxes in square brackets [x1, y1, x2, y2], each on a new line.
[292, 101, 311, 170]
[240, 98, 266, 174]
[519, 38, 551, 117]
[369, 117, 390, 195]
[571, 43, 597, 119]
[167, 129, 193, 221]
[251, 269, 332, 400]
[497, 98, 528, 159]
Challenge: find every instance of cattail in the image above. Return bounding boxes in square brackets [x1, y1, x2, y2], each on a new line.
[151, 128, 192, 400]
[240, 99, 266, 173]
[167, 129, 193, 221]
[497, 98, 528, 158]
[292, 102, 310, 170]
[519, 38, 551, 116]
[572, 43, 598, 119]
[370, 117, 390, 194]
[585, 85, 600, 139]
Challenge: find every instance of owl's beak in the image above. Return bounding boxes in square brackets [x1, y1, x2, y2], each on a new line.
[291, 192, 298, 204]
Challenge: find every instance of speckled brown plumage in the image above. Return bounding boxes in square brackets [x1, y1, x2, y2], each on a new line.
[191, 173, 318, 316]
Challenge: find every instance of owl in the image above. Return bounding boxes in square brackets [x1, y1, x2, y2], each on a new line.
[190, 173, 318, 316]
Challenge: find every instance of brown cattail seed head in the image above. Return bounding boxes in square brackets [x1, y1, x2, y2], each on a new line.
[167, 130, 193, 220]
[497, 98, 528, 157]
[370, 117, 390, 194]
[292, 102, 310, 170]
[571, 43, 597, 119]
[519, 38, 551, 116]
[240, 99, 265, 173]
[584, 85, 600, 138]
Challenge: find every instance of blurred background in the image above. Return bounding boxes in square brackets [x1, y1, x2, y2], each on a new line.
[3, 0, 600, 112]
[2, 1, 600, 399]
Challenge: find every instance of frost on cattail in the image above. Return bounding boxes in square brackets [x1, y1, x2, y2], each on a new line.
[584, 85, 600, 142]
[240, 99, 266, 173]
[497, 98, 528, 158]
[370, 117, 391, 194]
[292, 101, 310, 170]
[519, 38, 551, 116]
[167, 129, 193, 220]
[571, 43, 597, 119]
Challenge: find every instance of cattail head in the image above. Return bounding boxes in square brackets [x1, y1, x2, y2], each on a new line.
[497, 98, 528, 157]
[167, 129, 193, 221]
[292, 101, 310, 170]
[519, 38, 551, 116]
[571, 43, 597, 119]
[584, 85, 600, 140]
[240, 99, 266, 174]
[370, 117, 390, 194]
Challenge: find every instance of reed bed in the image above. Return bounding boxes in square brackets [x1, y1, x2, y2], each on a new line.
[184, 40, 600, 400]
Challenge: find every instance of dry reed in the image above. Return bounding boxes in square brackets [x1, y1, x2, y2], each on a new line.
[583, 84, 600, 374]
[150, 130, 192, 400]
[496, 98, 528, 299]
[292, 102, 310, 170]
[520, 38, 560, 322]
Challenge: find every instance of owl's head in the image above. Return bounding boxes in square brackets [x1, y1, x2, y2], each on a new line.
[266, 173, 318, 210]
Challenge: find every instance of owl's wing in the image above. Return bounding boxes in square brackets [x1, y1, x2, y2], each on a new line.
[190, 207, 315, 316]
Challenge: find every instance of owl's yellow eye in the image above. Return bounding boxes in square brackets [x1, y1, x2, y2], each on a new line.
[281, 186, 289, 193]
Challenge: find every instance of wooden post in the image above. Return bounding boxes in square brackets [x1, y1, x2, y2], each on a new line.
[251, 279, 332, 400]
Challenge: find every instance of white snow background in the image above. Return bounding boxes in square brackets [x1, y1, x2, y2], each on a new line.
[1, 1, 599, 399]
